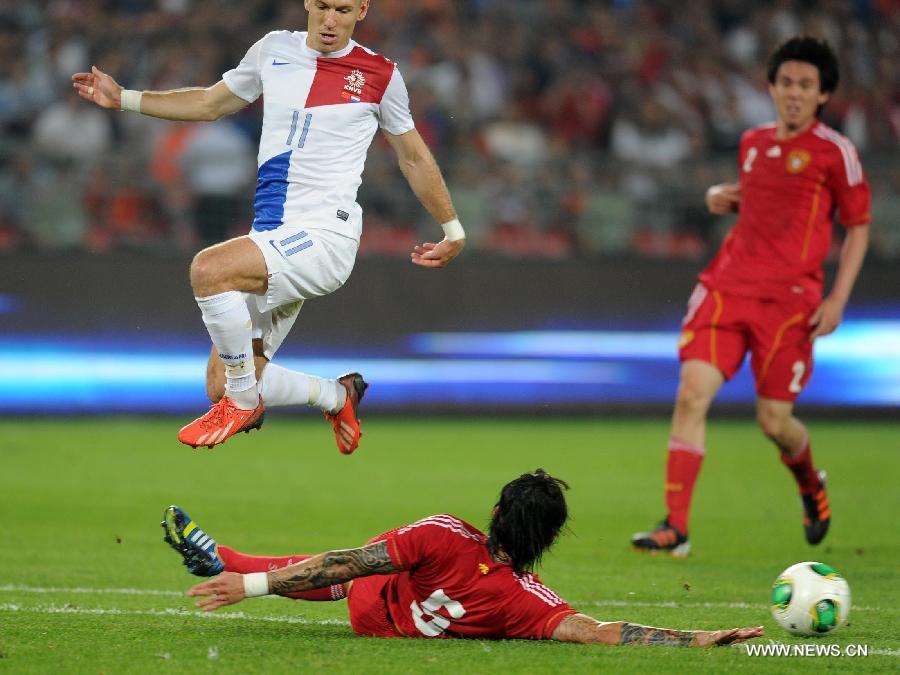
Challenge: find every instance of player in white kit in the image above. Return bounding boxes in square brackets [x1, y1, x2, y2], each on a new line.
[72, 0, 466, 453]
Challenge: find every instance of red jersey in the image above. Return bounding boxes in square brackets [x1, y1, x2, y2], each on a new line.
[361, 514, 576, 639]
[700, 121, 870, 300]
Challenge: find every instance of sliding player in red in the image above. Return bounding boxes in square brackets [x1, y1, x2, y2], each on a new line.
[632, 36, 870, 557]
[163, 470, 762, 646]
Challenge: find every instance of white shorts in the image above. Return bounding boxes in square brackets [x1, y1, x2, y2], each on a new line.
[245, 225, 359, 359]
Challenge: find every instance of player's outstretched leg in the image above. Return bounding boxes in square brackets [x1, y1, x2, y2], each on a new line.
[177, 395, 266, 449]
[801, 470, 830, 545]
[631, 520, 691, 558]
[161, 506, 225, 576]
[324, 372, 369, 455]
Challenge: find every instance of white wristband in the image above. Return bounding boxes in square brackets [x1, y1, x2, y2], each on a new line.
[120, 89, 143, 113]
[440, 218, 466, 241]
[242, 572, 269, 598]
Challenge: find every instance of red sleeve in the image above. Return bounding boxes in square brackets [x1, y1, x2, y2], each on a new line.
[379, 515, 451, 572]
[828, 140, 871, 227]
[541, 608, 580, 638]
[501, 572, 578, 639]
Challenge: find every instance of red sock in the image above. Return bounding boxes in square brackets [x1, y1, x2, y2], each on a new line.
[664, 437, 705, 535]
[780, 438, 820, 496]
[218, 546, 345, 601]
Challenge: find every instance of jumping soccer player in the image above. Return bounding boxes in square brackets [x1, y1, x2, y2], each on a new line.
[72, 0, 465, 453]
[163, 470, 763, 645]
[632, 36, 870, 556]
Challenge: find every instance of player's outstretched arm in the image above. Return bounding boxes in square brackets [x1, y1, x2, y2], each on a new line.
[809, 223, 869, 340]
[72, 67, 248, 122]
[550, 613, 764, 646]
[383, 129, 466, 269]
[187, 540, 401, 612]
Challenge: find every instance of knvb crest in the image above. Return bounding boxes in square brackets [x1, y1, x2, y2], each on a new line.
[342, 69, 366, 102]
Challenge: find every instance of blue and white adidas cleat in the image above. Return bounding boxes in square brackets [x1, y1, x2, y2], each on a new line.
[161, 505, 225, 577]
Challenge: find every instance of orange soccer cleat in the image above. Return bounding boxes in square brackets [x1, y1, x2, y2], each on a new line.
[631, 519, 691, 558]
[177, 395, 265, 449]
[324, 372, 369, 455]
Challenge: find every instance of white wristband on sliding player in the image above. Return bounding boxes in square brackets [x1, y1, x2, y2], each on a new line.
[120, 89, 143, 113]
[440, 218, 466, 241]
[242, 572, 269, 598]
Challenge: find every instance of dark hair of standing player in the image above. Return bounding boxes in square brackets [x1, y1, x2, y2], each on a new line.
[767, 35, 839, 116]
[487, 469, 569, 574]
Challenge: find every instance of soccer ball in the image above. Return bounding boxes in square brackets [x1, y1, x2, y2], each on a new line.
[770, 561, 851, 636]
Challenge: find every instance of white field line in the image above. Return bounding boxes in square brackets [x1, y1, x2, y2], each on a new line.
[1, 604, 897, 657]
[578, 599, 881, 612]
[0, 585, 883, 612]
[0, 603, 349, 626]
[0, 584, 182, 597]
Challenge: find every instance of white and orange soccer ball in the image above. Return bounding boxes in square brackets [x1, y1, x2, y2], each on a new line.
[770, 561, 851, 636]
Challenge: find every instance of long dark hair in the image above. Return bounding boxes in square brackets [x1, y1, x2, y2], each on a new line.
[487, 469, 569, 574]
[767, 35, 839, 116]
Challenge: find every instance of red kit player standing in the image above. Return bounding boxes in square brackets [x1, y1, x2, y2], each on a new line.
[163, 471, 762, 646]
[631, 36, 871, 557]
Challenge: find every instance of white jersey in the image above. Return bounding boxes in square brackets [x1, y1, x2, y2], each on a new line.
[223, 31, 415, 241]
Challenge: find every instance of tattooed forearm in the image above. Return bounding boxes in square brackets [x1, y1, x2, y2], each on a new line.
[268, 541, 398, 595]
[551, 615, 697, 646]
[619, 622, 696, 647]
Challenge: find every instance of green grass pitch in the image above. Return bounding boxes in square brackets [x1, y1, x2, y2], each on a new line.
[1, 417, 897, 673]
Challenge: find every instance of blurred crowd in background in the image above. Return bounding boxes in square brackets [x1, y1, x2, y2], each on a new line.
[1, 0, 898, 259]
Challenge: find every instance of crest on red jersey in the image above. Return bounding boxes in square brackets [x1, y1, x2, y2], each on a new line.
[786, 149, 811, 174]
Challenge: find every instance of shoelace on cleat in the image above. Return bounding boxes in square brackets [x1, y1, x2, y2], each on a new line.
[197, 400, 232, 430]
[802, 487, 829, 520]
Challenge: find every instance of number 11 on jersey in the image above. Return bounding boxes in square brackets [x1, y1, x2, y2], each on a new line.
[286, 111, 313, 148]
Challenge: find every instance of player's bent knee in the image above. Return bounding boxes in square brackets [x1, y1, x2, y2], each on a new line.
[675, 381, 714, 415]
[756, 406, 787, 439]
[190, 250, 219, 292]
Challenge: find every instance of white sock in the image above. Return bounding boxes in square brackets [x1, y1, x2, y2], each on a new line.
[258, 364, 346, 413]
[196, 291, 257, 410]
[313, 376, 346, 414]
[258, 363, 311, 406]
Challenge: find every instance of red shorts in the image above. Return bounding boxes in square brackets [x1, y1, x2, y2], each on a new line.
[346, 575, 402, 638]
[678, 284, 816, 401]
